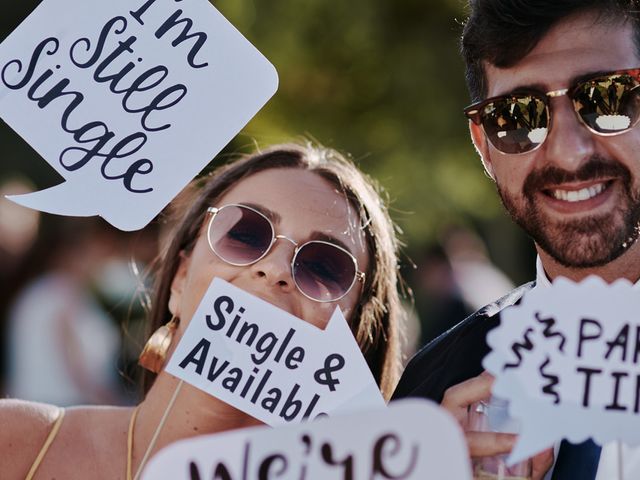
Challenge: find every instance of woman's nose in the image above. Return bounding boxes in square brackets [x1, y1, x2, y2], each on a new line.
[250, 236, 296, 291]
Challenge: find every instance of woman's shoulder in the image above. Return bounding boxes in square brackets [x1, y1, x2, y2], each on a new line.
[1, 400, 132, 479]
[0, 398, 62, 440]
[0, 399, 63, 478]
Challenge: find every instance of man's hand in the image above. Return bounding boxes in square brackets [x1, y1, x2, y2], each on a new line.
[441, 372, 553, 480]
[531, 449, 554, 480]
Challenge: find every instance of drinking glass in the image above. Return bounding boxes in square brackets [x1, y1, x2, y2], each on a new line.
[467, 396, 532, 480]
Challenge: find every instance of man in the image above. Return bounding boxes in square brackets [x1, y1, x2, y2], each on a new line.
[393, 1, 640, 479]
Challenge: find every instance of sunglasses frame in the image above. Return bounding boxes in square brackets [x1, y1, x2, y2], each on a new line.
[464, 67, 640, 155]
[206, 204, 365, 303]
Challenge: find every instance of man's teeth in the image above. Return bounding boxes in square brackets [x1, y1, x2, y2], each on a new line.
[551, 183, 605, 202]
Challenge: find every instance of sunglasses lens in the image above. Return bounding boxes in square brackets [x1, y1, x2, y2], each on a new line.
[481, 95, 548, 154]
[293, 242, 357, 302]
[573, 73, 640, 134]
[208, 205, 273, 265]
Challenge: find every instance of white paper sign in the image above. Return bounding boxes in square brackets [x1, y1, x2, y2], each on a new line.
[484, 276, 640, 463]
[166, 278, 385, 425]
[0, 0, 278, 231]
[141, 399, 472, 480]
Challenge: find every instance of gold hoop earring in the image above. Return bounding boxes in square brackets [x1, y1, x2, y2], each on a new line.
[138, 316, 180, 373]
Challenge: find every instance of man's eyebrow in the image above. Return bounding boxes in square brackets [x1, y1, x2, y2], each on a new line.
[241, 203, 282, 223]
[569, 69, 615, 86]
[493, 82, 547, 97]
[494, 70, 616, 97]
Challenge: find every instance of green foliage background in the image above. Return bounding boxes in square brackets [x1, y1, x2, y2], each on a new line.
[0, 0, 536, 283]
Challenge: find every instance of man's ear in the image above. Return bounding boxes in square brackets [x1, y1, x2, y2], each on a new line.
[469, 120, 496, 181]
[168, 251, 191, 317]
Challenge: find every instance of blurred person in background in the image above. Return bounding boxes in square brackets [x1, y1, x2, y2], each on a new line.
[442, 226, 513, 312]
[5, 218, 126, 406]
[412, 244, 471, 346]
[0, 178, 39, 281]
[0, 178, 40, 394]
[413, 227, 513, 347]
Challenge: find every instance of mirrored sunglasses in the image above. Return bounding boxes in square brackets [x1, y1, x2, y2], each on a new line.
[464, 68, 640, 154]
[206, 204, 365, 303]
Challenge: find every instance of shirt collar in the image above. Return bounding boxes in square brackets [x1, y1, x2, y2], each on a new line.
[535, 255, 553, 289]
[535, 255, 640, 289]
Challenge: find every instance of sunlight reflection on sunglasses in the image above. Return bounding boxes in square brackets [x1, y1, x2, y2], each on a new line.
[465, 68, 640, 154]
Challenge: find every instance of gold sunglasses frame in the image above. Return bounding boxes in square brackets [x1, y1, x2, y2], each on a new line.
[464, 68, 640, 155]
[206, 204, 365, 303]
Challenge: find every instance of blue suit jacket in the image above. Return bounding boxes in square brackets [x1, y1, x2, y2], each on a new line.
[392, 282, 534, 402]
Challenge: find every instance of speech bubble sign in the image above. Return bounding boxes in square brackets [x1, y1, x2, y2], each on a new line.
[483, 276, 640, 464]
[165, 278, 385, 425]
[0, 0, 278, 231]
[140, 399, 472, 480]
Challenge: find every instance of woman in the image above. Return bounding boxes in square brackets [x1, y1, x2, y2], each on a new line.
[0, 143, 405, 480]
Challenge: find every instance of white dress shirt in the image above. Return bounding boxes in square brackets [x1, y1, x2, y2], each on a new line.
[534, 256, 640, 480]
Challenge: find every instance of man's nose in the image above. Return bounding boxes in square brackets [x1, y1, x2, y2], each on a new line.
[541, 97, 596, 172]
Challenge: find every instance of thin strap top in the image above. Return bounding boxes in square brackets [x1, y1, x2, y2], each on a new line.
[25, 407, 65, 480]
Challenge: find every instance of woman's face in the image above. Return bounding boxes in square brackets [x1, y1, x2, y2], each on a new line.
[169, 168, 370, 331]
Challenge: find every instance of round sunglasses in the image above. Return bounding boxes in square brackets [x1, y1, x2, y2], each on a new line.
[464, 68, 640, 154]
[205, 204, 365, 303]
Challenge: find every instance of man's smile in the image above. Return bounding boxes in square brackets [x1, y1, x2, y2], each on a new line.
[538, 179, 617, 214]
[547, 181, 608, 202]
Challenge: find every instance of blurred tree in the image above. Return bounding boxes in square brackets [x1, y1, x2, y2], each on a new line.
[213, 0, 535, 281]
[0, 0, 536, 282]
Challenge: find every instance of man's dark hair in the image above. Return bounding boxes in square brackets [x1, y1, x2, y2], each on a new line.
[461, 0, 640, 102]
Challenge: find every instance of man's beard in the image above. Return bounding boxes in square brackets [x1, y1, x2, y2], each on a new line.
[497, 156, 640, 268]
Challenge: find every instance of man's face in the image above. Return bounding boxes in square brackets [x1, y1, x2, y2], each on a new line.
[473, 12, 640, 268]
